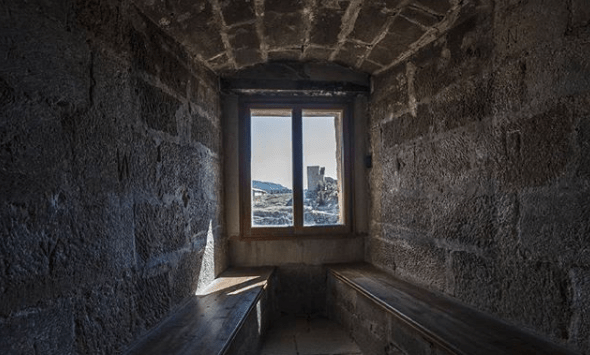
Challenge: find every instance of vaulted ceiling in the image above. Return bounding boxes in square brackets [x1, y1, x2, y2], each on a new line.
[134, 0, 466, 75]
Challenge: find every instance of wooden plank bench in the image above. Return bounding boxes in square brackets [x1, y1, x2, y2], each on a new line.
[327, 263, 578, 355]
[125, 267, 276, 355]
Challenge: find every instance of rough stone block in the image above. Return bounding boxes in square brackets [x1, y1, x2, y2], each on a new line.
[0, 300, 75, 354]
[135, 0, 225, 60]
[371, 15, 426, 64]
[170, 249, 204, 305]
[571, 0, 590, 28]
[450, 251, 501, 313]
[0, 7, 90, 109]
[229, 24, 260, 52]
[335, 41, 369, 68]
[431, 194, 497, 249]
[371, 64, 407, 111]
[264, 11, 306, 47]
[369, 32, 410, 66]
[389, 14, 426, 40]
[74, 279, 135, 354]
[381, 111, 432, 147]
[129, 133, 159, 193]
[75, 0, 132, 53]
[138, 80, 180, 136]
[497, 261, 571, 342]
[131, 21, 192, 96]
[493, 0, 569, 58]
[134, 273, 172, 331]
[134, 201, 188, 261]
[276, 265, 326, 315]
[578, 115, 590, 180]
[351, 294, 389, 354]
[427, 78, 492, 133]
[351, 3, 390, 43]
[221, 0, 256, 25]
[192, 112, 220, 153]
[502, 104, 574, 188]
[381, 192, 432, 232]
[265, 0, 304, 13]
[570, 268, 590, 352]
[368, 235, 447, 292]
[492, 57, 528, 114]
[311, 8, 343, 46]
[519, 189, 590, 265]
[0, 108, 70, 202]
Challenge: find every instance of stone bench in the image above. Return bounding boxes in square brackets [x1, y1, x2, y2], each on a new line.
[327, 263, 578, 355]
[125, 267, 276, 355]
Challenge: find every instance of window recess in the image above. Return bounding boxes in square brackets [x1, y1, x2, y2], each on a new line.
[239, 100, 353, 239]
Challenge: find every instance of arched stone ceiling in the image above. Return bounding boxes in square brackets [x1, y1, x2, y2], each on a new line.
[133, 0, 466, 75]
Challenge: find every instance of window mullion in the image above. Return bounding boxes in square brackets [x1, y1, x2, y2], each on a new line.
[292, 107, 303, 230]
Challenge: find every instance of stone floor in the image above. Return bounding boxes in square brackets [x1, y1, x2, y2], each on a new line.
[260, 315, 363, 355]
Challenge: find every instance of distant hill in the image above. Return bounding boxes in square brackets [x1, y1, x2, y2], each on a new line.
[252, 180, 291, 193]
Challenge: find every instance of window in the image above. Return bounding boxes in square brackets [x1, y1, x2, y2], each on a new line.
[239, 98, 353, 238]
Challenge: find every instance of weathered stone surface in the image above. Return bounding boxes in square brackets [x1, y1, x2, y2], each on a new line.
[264, 11, 306, 47]
[138, 81, 180, 136]
[130, 19, 192, 96]
[367, 236, 447, 292]
[381, 111, 432, 147]
[276, 265, 327, 315]
[130, 0, 466, 74]
[229, 24, 263, 68]
[0, 1, 224, 354]
[502, 105, 574, 189]
[369, 17, 426, 65]
[221, 0, 256, 25]
[369, 1, 590, 352]
[335, 41, 368, 68]
[570, 268, 590, 352]
[519, 189, 590, 264]
[74, 278, 135, 354]
[369, 33, 409, 66]
[135, 201, 188, 261]
[192, 111, 221, 153]
[0, 300, 75, 354]
[135, 0, 225, 60]
[265, 0, 304, 13]
[350, 2, 390, 43]
[311, 8, 343, 46]
[578, 114, 590, 180]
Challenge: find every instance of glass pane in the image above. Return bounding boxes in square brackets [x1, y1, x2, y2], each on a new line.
[302, 110, 343, 226]
[251, 109, 293, 227]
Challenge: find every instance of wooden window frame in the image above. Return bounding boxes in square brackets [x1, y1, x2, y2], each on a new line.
[239, 96, 354, 240]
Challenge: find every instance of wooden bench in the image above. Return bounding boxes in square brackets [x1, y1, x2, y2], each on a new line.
[327, 263, 578, 355]
[125, 267, 276, 355]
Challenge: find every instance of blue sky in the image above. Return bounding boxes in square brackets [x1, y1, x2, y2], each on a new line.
[251, 114, 338, 190]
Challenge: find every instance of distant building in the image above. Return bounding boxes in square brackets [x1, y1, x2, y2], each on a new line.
[307, 166, 325, 191]
[252, 188, 267, 202]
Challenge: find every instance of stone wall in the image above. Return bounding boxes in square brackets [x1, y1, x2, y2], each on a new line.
[0, 1, 225, 354]
[368, 0, 590, 353]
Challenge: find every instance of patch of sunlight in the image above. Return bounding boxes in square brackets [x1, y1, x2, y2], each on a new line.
[195, 220, 215, 295]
